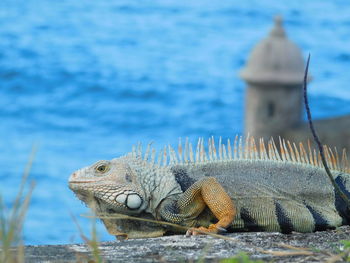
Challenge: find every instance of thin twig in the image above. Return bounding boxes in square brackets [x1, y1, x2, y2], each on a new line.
[261, 250, 314, 256]
[278, 243, 311, 251]
[303, 54, 350, 208]
[82, 213, 239, 242]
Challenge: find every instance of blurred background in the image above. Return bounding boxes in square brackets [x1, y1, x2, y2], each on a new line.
[0, 0, 349, 245]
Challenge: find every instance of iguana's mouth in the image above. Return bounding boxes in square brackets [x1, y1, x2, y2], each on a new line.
[75, 193, 116, 214]
[69, 180, 96, 184]
[72, 191, 93, 205]
[68, 180, 126, 217]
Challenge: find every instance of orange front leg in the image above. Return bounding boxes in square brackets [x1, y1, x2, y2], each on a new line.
[179, 177, 236, 235]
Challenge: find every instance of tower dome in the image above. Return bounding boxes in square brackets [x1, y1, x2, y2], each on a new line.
[241, 16, 309, 140]
[240, 16, 305, 84]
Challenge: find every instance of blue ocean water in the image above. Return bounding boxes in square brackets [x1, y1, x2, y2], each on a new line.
[0, 0, 349, 245]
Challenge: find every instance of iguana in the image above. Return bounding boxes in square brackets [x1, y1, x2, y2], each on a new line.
[68, 136, 350, 239]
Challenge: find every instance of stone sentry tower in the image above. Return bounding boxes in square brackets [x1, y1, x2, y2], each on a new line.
[240, 16, 307, 141]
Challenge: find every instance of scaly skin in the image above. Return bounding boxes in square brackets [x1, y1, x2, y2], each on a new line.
[68, 137, 350, 239]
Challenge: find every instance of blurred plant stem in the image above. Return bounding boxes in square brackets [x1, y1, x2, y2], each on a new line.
[0, 146, 36, 263]
[72, 206, 103, 263]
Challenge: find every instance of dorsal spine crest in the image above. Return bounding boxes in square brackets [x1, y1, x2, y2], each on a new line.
[131, 136, 350, 173]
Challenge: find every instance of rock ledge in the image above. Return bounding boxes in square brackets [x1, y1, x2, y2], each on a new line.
[24, 226, 350, 262]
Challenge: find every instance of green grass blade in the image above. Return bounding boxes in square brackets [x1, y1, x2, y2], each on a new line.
[0, 145, 37, 263]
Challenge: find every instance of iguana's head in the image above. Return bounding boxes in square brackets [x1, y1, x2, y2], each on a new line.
[69, 156, 148, 215]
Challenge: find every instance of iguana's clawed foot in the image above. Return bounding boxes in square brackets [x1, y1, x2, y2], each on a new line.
[115, 233, 128, 240]
[107, 229, 128, 240]
[185, 224, 227, 236]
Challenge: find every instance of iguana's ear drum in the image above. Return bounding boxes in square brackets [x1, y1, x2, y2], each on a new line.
[125, 173, 132, 182]
[123, 164, 138, 183]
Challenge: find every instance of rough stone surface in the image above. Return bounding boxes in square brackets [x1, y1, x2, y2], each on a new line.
[22, 226, 350, 263]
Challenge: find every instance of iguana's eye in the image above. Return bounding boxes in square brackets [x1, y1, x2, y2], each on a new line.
[95, 164, 109, 173]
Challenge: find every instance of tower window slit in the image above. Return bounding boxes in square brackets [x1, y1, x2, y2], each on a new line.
[267, 102, 275, 117]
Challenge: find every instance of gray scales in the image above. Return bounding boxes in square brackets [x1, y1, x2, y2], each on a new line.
[69, 136, 350, 239]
